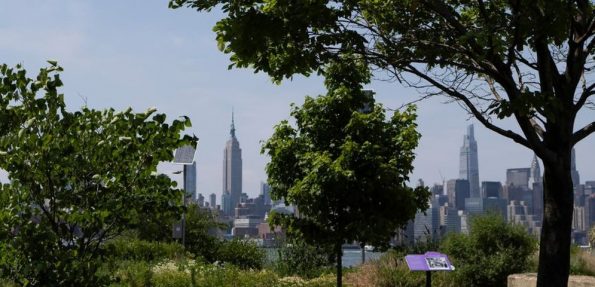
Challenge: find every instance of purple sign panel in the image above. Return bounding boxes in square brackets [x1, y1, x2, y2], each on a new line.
[405, 252, 454, 271]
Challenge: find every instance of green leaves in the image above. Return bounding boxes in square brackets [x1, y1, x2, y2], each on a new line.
[0, 63, 197, 286]
[262, 59, 429, 254]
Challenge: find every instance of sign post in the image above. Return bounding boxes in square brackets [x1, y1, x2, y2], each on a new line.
[405, 252, 454, 287]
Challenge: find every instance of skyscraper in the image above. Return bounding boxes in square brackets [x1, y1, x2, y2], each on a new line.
[571, 148, 580, 188]
[222, 112, 242, 216]
[260, 182, 271, 206]
[529, 154, 542, 187]
[530, 155, 544, 220]
[210, 193, 217, 209]
[459, 124, 480, 198]
[447, 179, 470, 211]
[184, 162, 197, 200]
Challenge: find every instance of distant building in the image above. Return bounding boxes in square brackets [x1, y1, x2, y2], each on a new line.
[210, 193, 217, 209]
[573, 205, 586, 232]
[459, 124, 480, 198]
[197, 193, 205, 207]
[260, 182, 272, 206]
[439, 203, 461, 235]
[222, 112, 242, 216]
[413, 203, 441, 243]
[529, 155, 542, 187]
[184, 162, 197, 200]
[531, 156, 544, 220]
[465, 197, 508, 219]
[507, 200, 541, 236]
[506, 168, 531, 189]
[232, 215, 262, 238]
[481, 181, 502, 198]
[506, 167, 533, 212]
[447, 179, 470, 211]
[571, 148, 580, 188]
[431, 184, 444, 196]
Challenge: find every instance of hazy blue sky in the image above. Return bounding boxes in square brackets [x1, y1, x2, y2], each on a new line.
[0, 1, 593, 202]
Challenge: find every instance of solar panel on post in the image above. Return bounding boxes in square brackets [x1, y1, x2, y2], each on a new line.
[173, 145, 196, 164]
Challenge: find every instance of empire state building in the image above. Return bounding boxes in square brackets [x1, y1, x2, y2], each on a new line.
[222, 112, 242, 216]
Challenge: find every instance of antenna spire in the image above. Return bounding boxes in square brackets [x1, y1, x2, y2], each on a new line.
[230, 108, 236, 138]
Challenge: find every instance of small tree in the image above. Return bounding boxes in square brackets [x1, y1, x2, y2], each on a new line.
[0, 63, 196, 286]
[262, 59, 429, 287]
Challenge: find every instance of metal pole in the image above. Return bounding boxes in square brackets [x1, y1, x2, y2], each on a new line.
[182, 165, 187, 247]
[426, 271, 431, 287]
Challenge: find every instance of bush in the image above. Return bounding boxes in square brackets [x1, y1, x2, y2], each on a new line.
[273, 238, 334, 278]
[184, 204, 227, 262]
[109, 261, 153, 287]
[441, 214, 537, 287]
[215, 239, 265, 269]
[569, 245, 595, 276]
[105, 237, 185, 263]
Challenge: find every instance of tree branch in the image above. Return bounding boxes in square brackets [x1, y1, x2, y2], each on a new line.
[404, 65, 534, 150]
[573, 121, 595, 144]
[575, 82, 595, 111]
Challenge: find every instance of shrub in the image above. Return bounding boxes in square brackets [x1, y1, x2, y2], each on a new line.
[441, 214, 537, 287]
[105, 237, 185, 263]
[273, 238, 334, 278]
[184, 204, 227, 262]
[215, 239, 265, 269]
[569, 245, 595, 276]
[109, 261, 153, 287]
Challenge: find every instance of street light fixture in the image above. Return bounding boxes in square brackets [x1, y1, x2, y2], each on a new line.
[172, 145, 197, 248]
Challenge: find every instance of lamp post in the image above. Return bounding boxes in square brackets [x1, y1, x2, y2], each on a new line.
[172, 145, 197, 248]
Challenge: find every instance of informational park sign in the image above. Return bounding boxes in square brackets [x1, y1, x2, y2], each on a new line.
[405, 252, 454, 287]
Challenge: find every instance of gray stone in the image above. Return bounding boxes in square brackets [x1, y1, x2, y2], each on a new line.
[508, 273, 595, 287]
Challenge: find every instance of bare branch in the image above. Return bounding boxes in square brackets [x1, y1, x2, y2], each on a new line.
[575, 82, 595, 111]
[403, 65, 534, 150]
[573, 121, 595, 144]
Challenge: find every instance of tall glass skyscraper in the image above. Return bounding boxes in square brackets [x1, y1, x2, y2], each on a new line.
[222, 112, 242, 216]
[459, 124, 480, 198]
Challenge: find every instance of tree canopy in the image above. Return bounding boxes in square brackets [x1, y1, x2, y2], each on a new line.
[170, 1, 595, 285]
[0, 62, 196, 286]
[262, 58, 429, 286]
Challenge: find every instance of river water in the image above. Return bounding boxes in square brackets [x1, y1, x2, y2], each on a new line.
[266, 248, 384, 267]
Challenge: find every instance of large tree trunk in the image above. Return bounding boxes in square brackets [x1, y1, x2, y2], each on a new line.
[336, 243, 343, 287]
[536, 150, 574, 287]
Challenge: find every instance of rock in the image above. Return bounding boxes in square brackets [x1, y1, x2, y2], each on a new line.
[508, 273, 595, 287]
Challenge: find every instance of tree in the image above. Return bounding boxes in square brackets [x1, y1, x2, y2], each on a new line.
[0, 63, 196, 286]
[184, 203, 227, 262]
[170, 1, 595, 285]
[261, 58, 429, 287]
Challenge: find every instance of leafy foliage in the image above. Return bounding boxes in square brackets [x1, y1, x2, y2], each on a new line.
[184, 203, 227, 262]
[104, 237, 185, 263]
[0, 63, 196, 286]
[262, 57, 429, 286]
[215, 239, 266, 270]
[441, 214, 537, 287]
[273, 237, 335, 279]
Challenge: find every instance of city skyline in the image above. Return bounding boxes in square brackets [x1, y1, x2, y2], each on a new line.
[0, 2, 593, 199]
